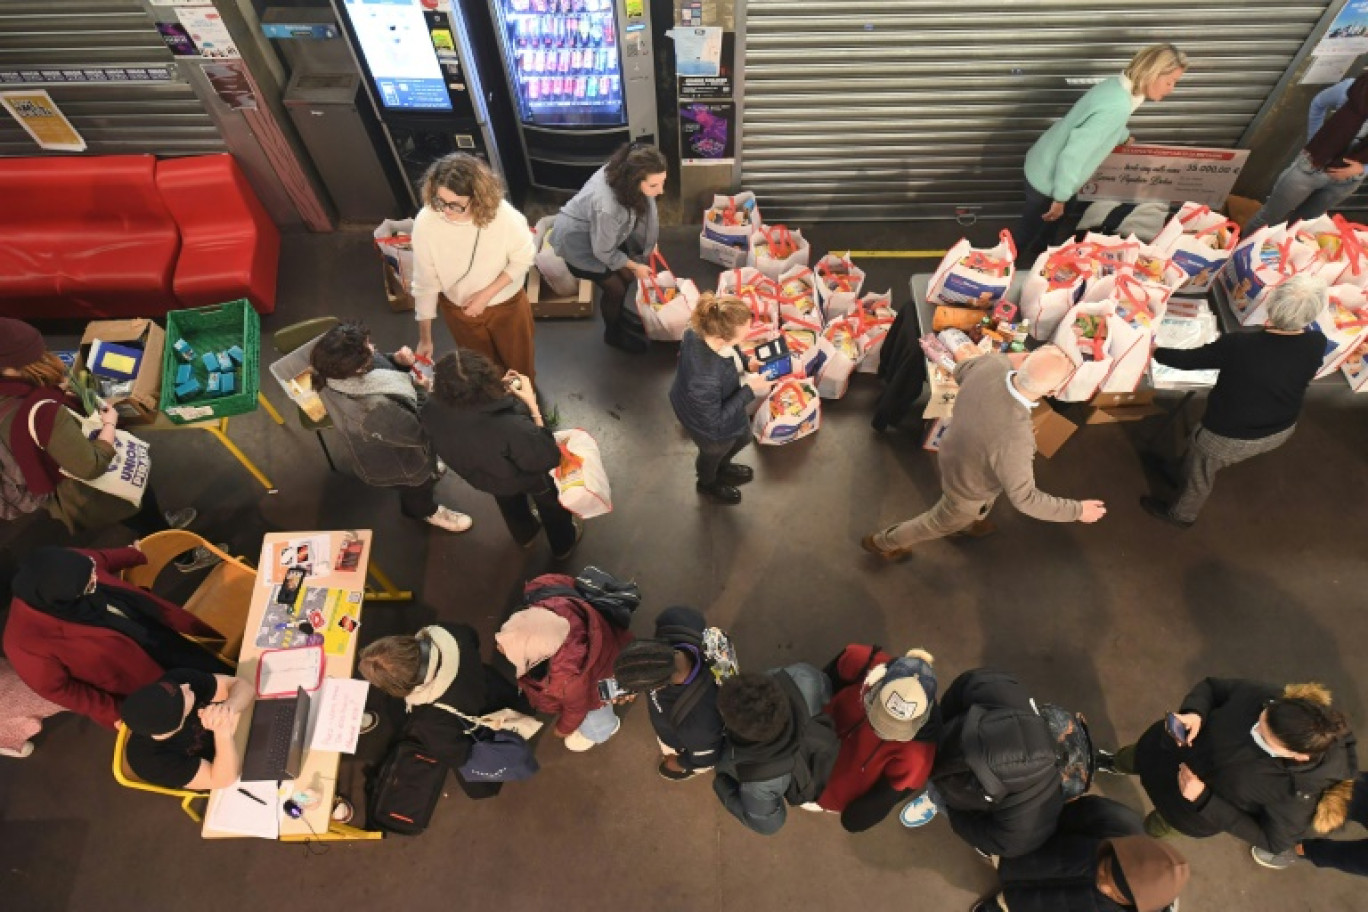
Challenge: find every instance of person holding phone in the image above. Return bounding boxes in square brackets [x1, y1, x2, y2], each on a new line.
[495, 582, 634, 752]
[1245, 72, 1368, 232]
[421, 348, 582, 559]
[669, 293, 773, 505]
[1096, 677, 1357, 856]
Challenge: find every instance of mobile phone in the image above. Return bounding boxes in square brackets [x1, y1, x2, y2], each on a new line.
[1165, 712, 1189, 746]
[596, 677, 627, 702]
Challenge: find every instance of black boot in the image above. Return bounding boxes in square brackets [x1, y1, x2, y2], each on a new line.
[696, 480, 741, 504]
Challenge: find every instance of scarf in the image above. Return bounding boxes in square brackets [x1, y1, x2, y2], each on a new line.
[11, 547, 229, 675]
[496, 607, 571, 677]
[406, 624, 462, 708]
[327, 367, 418, 404]
[0, 380, 68, 496]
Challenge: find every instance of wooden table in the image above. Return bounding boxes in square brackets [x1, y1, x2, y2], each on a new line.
[201, 529, 379, 841]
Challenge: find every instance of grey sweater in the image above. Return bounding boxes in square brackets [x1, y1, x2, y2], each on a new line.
[940, 355, 1081, 522]
[552, 166, 659, 273]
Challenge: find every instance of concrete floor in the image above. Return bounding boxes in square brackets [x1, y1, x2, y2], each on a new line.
[3, 221, 1368, 912]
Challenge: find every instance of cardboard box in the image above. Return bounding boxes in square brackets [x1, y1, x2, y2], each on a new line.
[700, 232, 749, 269]
[77, 319, 165, 425]
[527, 266, 594, 319]
[1089, 388, 1156, 409]
[1085, 403, 1164, 425]
[382, 261, 414, 312]
[922, 417, 951, 452]
[1031, 400, 1077, 458]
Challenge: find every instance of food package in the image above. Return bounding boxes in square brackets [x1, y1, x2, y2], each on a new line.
[1216, 224, 1323, 325]
[816, 316, 865, 399]
[717, 266, 781, 331]
[777, 264, 823, 325]
[1050, 300, 1150, 401]
[551, 428, 612, 518]
[814, 253, 866, 319]
[1019, 244, 1095, 339]
[634, 251, 700, 341]
[927, 230, 1016, 307]
[1153, 202, 1241, 293]
[1312, 285, 1368, 379]
[853, 291, 896, 374]
[1082, 268, 1174, 330]
[701, 191, 762, 268]
[748, 224, 811, 280]
[751, 378, 821, 445]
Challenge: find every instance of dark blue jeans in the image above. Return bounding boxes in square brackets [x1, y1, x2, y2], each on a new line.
[1013, 180, 1078, 268]
[1302, 773, 1368, 876]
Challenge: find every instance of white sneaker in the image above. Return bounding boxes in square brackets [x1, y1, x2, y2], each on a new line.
[164, 507, 196, 529]
[564, 730, 597, 752]
[426, 506, 473, 533]
[0, 741, 35, 758]
[359, 711, 379, 734]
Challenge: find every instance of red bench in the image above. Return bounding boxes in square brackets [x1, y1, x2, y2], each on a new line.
[0, 154, 279, 319]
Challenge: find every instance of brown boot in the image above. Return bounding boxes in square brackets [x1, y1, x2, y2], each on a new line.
[950, 520, 997, 539]
[861, 531, 913, 561]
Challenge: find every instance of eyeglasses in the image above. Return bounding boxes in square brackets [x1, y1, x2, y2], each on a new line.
[432, 198, 470, 215]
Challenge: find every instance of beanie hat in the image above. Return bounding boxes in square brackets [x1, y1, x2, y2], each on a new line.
[1107, 835, 1190, 912]
[120, 679, 188, 736]
[862, 648, 937, 741]
[0, 319, 45, 371]
[614, 639, 679, 692]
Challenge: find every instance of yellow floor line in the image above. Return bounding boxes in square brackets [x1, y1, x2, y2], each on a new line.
[840, 250, 948, 258]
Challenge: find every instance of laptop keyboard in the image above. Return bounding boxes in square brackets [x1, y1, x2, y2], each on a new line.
[261, 713, 295, 775]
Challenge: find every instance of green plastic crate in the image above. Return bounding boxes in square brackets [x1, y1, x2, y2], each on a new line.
[158, 299, 260, 424]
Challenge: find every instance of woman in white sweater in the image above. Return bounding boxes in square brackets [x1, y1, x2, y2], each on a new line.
[411, 154, 538, 379]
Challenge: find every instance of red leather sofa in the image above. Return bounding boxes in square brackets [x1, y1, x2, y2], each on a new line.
[0, 154, 279, 319]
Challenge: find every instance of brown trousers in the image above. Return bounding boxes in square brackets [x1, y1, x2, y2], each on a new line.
[438, 288, 537, 380]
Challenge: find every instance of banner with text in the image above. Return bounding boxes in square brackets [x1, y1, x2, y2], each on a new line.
[1078, 144, 1249, 209]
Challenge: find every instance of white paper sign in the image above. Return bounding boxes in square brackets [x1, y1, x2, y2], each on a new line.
[205, 779, 279, 839]
[175, 7, 241, 59]
[668, 27, 723, 77]
[308, 678, 370, 754]
[1300, 54, 1357, 86]
[1078, 144, 1250, 209]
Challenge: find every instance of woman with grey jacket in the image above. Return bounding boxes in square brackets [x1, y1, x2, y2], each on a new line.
[552, 143, 667, 353]
[311, 321, 471, 532]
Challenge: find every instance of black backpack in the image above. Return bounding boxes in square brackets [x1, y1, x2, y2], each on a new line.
[367, 739, 447, 836]
[525, 565, 641, 629]
[932, 703, 1060, 812]
[734, 671, 840, 806]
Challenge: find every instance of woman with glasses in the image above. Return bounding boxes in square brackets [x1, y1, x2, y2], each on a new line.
[3, 545, 232, 730]
[411, 153, 538, 380]
[552, 142, 667, 352]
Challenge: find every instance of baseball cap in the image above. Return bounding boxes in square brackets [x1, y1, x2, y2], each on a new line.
[863, 648, 937, 741]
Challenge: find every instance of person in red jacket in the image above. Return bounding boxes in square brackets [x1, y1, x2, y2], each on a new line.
[495, 575, 633, 752]
[4, 546, 232, 730]
[818, 645, 940, 832]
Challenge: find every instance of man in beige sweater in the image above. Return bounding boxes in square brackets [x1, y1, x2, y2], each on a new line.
[862, 347, 1106, 559]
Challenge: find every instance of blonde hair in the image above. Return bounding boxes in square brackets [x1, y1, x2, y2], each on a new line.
[358, 635, 425, 698]
[420, 153, 505, 228]
[1125, 44, 1188, 94]
[14, 352, 65, 389]
[689, 292, 752, 339]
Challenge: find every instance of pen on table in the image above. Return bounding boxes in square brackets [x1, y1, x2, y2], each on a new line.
[237, 788, 267, 805]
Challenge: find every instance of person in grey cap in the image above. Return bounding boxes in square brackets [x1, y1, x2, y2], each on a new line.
[816, 645, 940, 832]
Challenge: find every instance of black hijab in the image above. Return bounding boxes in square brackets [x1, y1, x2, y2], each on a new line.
[12, 547, 230, 674]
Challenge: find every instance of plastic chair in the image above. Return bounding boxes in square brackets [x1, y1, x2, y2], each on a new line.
[111, 722, 209, 823]
[121, 530, 255, 665]
[272, 316, 339, 471]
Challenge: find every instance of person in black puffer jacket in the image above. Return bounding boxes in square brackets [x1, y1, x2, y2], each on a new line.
[931, 668, 1065, 859]
[1100, 678, 1357, 854]
[669, 293, 774, 505]
[973, 796, 1190, 912]
[359, 622, 531, 799]
[422, 347, 582, 559]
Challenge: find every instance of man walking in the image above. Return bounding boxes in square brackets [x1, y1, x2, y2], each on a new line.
[862, 346, 1105, 560]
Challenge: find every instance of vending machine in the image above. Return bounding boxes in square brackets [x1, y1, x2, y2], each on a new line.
[487, 0, 657, 191]
[332, 0, 523, 205]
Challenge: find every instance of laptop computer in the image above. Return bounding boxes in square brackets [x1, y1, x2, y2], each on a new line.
[240, 686, 311, 783]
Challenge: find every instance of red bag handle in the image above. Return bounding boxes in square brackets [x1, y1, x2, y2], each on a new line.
[648, 249, 670, 277]
[1179, 204, 1214, 225]
[770, 378, 811, 408]
[783, 314, 823, 333]
[1333, 214, 1368, 277]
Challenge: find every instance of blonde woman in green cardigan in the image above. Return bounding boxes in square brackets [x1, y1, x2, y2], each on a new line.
[1014, 44, 1188, 265]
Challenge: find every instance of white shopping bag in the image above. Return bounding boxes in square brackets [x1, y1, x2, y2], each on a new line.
[30, 404, 149, 507]
[777, 264, 823, 326]
[551, 429, 612, 518]
[1128, 241, 1191, 292]
[853, 291, 896, 374]
[1153, 203, 1241, 293]
[751, 378, 822, 445]
[1082, 268, 1173, 329]
[1312, 286, 1368, 379]
[780, 321, 830, 382]
[1216, 224, 1322, 325]
[635, 251, 701, 341]
[702, 192, 762, 249]
[1078, 232, 1142, 277]
[532, 215, 579, 297]
[748, 225, 811, 280]
[374, 218, 416, 307]
[927, 230, 1016, 306]
[815, 315, 866, 399]
[717, 267, 781, 330]
[1050, 301, 1149, 401]
[814, 253, 866, 319]
[1020, 245, 1095, 340]
[1341, 339, 1368, 391]
[1291, 214, 1368, 288]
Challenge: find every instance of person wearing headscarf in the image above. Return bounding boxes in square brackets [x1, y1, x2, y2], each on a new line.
[0, 318, 204, 555]
[4, 546, 231, 729]
[496, 578, 633, 752]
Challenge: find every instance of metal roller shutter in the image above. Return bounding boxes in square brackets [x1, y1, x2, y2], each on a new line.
[742, 0, 1331, 221]
[0, 1, 224, 157]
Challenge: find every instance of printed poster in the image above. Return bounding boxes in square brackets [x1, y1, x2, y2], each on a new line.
[176, 6, 241, 59]
[680, 101, 735, 163]
[0, 90, 86, 152]
[1077, 144, 1250, 209]
[1301, 1, 1368, 84]
[668, 27, 723, 77]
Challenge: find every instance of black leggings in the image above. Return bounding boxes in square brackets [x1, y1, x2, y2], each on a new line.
[122, 486, 171, 538]
[567, 262, 636, 333]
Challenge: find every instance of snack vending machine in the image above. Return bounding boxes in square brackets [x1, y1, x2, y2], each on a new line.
[488, 0, 657, 191]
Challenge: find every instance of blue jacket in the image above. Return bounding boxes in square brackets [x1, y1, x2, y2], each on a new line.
[669, 329, 755, 442]
[1024, 77, 1136, 202]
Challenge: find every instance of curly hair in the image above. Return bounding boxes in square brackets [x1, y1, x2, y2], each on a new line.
[310, 321, 374, 381]
[604, 142, 667, 216]
[420, 153, 505, 228]
[432, 348, 507, 408]
[11, 352, 66, 389]
[717, 672, 790, 743]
